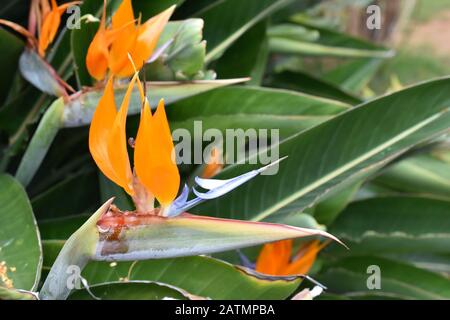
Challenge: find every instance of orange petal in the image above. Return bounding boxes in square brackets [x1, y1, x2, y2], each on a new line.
[114, 5, 175, 78]
[39, 0, 51, 19]
[255, 239, 293, 275]
[89, 75, 136, 195]
[38, 0, 60, 56]
[89, 77, 120, 184]
[284, 240, 327, 275]
[56, 1, 81, 15]
[105, 74, 138, 195]
[86, 1, 109, 80]
[134, 98, 180, 207]
[108, 0, 137, 75]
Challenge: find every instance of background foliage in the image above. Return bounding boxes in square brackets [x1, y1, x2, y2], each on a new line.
[0, 0, 449, 300]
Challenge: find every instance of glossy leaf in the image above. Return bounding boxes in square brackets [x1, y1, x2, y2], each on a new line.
[0, 174, 42, 291]
[192, 77, 450, 221]
[168, 86, 349, 139]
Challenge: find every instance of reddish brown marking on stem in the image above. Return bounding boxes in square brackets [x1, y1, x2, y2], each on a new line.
[96, 206, 168, 256]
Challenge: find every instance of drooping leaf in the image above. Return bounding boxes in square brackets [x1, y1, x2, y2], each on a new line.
[0, 174, 42, 291]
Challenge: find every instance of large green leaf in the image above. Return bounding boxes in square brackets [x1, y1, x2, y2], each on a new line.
[192, 77, 450, 222]
[317, 256, 450, 299]
[168, 86, 349, 139]
[199, 0, 295, 63]
[328, 196, 450, 254]
[69, 281, 190, 300]
[0, 174, 42, 291]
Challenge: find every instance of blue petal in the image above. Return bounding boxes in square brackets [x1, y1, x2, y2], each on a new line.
[163, 157, 287, 217]
[193, 157, 287, 200]
[163, 184, 189, 217]
[237, 250, 256, 270]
